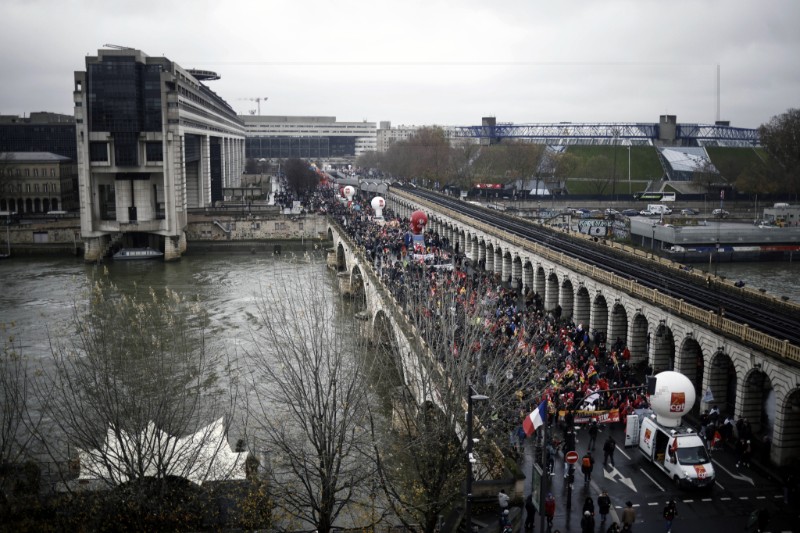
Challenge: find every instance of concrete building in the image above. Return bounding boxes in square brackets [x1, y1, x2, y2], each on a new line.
[0, 151, 78, 213]
[74, 47, 246, 261]
[376, 121, 422, 153]
[0, 112, 77, 161]
[241, 115, 376, 160]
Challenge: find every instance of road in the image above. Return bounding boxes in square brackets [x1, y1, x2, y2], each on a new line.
[522, 422, 797, 532]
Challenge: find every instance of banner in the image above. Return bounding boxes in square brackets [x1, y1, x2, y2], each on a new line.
[558, 408, 620, 425]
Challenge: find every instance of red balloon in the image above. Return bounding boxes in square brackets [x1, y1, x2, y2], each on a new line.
[410, 210, 428, 235]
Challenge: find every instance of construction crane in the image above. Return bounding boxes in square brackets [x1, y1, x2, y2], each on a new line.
[237, 97, 269, 115]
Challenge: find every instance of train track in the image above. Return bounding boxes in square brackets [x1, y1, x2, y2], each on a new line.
[400, 187, 800, 348]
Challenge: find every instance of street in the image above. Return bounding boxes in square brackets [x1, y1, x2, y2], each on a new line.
[523, 422, 797, 532]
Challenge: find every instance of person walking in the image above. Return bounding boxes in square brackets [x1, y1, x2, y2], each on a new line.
[581, 510, 595, 533]
[582, 496, 595, 517]
[597, 489, 611, 523]
[581, 451, 595, 484]
[588, 420, 599, 450]
[545, 493, 556, 528]
[621, 501, 636, 531]
[524, 493, 536, 530]
[663, 498, 677, 532]
[603, 435, 616, 467]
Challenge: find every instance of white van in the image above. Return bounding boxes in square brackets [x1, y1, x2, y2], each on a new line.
[637, 414, 714, 489]
[646, 204, 672, 215]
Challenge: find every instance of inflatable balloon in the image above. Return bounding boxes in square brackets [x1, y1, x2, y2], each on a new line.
[339, 187, 345, 198]
[371, 196, 385, 218]
[647, 371, 696, 427]
[343, 185, 355, 201]
[410, 210, 428, 235]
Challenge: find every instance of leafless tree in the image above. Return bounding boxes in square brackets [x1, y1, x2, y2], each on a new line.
[371, 267, 545, 532]
[31, 273, 242, 529]
[244, 270, 383, 533]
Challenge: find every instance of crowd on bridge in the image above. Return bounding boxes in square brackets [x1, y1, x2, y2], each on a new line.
[320, 185, 650, 452]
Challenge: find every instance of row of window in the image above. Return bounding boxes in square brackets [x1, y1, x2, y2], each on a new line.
[0, 182, 59, 192]
[1, 167, 57, 177]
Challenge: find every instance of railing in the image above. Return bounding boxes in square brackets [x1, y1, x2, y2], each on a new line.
[394, 188, 800, 364]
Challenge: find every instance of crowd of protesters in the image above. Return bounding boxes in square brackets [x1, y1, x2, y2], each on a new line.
[321, 185, 649, 444]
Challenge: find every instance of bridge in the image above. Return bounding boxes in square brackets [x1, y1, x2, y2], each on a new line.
[370, 187, 800, 467]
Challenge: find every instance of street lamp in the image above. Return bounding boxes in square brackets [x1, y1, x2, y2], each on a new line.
[465, 385, 488, 533]
[628, 146, 632, 196]
[651, 223, 657, 252]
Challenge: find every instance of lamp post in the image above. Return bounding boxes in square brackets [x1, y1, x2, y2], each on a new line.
[465, 385, 488, 533]
[628, 145, 632, 196]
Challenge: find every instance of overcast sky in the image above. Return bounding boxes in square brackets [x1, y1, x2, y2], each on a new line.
[1, 0, 797, 129]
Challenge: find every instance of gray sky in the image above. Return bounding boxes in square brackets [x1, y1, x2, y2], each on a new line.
[1, 0, 797, 128]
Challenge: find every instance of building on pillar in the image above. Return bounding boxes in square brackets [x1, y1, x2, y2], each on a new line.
[73, 47, 246, 262]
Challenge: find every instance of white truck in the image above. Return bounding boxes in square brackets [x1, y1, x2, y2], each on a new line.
[640, 204, 672, 216]
[629, 371, 715, 489]
[638, 414, 715, 489]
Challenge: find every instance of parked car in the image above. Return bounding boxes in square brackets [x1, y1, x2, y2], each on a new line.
[680, 208, 699, 215]
[621, 209, 640, 217]
[712, 208, 730, 218]
[604, 208, 620, 216]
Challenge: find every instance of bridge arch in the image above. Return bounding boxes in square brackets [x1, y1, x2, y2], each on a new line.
[486, 243, 495, 273]
[574, 285, 591, 327]
[776, 388, 800, 464]
[739, 369, 775, 437]
[608, 302, 628, 348]
[327, 227, 334, 241]
[512, 255, 523, 288]
[350, 265, 367, 312]
[493, 246, 503, 277]
[676, 336, 704, 412]
[560, 279, 574, 319]
[533, 265, 546, 297]
[523, 261, 534, 293]
[591, 293, 609, 342]
[651, 321, 675, 373]
[707, 349, 737, 418]
[629, 312, 649, 364]
[336, 242, 347, 271]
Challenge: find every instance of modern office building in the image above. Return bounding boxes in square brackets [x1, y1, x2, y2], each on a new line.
[0, 151, 78, 213]
[241, 115, 376, 160]
[0, 112, 77, 160]
[74, 47, 246, 261]
[376, 121, 422, 153]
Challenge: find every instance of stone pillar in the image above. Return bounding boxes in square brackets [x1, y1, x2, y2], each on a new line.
[164, 235, 182, 261]
[478, 241, 486, 268]
[83, 234, 109, 263]
[545, 273, 559, 311]
[493, 249, 502, 277]
[512, 257, 522, 287]
[486, 247, 494, 272]
[179, 231, 187, 253]
[338, 272, 352, 296]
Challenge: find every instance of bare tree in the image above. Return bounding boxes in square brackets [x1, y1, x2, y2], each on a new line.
[32, 273, 242, 529]
[244, 270, 381, 533]
[371, 267, 544, 532]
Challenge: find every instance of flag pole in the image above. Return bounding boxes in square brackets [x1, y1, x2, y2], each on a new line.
[539, 401, 548, 532]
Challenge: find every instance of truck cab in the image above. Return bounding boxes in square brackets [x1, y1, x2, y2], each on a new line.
[638, 415, 714, 489]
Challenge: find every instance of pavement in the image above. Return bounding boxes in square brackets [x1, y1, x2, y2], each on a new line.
[469, 420, 800, 533]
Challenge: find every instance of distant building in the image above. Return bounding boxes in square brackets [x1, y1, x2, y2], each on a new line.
[0, 112, 77, 160]
[763, 203, 800, 227]
[376, 121, 422, 153]
[74, 47, 246, 261]
[241, 115, 376, 160]
[0, 151, 78, 213]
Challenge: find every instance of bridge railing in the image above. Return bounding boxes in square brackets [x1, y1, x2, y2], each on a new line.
[394, 189, 800, 364]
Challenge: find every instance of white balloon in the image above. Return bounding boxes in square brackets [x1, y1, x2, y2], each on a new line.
[343, 185, 355, 201]
[371, 196, 385, 218]
[648, 371, 696, 427]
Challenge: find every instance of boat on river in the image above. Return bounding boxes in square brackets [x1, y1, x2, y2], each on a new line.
[113, 247, 164, 261]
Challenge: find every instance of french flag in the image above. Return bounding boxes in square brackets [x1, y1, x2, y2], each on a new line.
[522, 400, 547, 437]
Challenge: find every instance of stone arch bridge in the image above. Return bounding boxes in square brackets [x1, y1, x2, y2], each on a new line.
[355, 189, 800, 467]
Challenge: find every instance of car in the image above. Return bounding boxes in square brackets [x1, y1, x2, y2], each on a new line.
[712, 209, 730, 218]
[680, 208, 699, 216]
[640, 209, 656, 216]
[621, 209, 640, 217]
[604, 208, 620, 216]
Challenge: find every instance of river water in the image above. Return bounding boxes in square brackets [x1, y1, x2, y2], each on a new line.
[0, 248, 337, 363]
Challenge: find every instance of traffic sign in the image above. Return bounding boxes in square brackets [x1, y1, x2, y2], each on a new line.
[565, 451, 579, 464]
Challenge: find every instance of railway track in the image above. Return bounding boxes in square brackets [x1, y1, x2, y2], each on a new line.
[400, 187, 800, 348]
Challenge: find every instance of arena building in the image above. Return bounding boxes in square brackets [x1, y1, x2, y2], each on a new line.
[74, 46, 246, 261]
